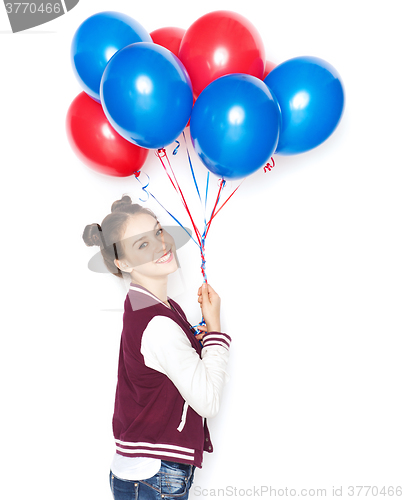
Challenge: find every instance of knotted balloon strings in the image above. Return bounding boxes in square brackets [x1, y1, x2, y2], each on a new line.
[133, 153, 212, 337]
[156, 138, 246, 337]
[134, 138, 243, 338]
[155, 143, 229, 283]
[156, 135, 245, 281]
[179, 132, 209, 281]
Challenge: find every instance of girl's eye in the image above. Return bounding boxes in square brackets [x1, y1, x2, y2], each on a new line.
[156, 228, 163, 236]
[139, 242, 148, 249]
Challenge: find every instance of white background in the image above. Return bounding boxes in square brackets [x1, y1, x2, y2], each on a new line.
[1, 1, 403, 498]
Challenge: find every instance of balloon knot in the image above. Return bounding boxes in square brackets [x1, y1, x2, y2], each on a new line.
[155, 148, 167, 159]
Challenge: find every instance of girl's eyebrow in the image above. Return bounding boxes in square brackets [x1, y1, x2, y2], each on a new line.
[132, 220, 160, 247]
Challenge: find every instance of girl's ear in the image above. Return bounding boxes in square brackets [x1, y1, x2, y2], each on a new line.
[114, 259, 133, 273]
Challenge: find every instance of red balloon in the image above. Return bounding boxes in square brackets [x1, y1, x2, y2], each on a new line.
[178, 10, 265, 98]
[66, 92, 148, 177]
[263, 60, 277, 80]
[150, 27, 186, 57]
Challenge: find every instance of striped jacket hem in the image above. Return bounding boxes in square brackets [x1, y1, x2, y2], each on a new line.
[115, 439, 196, 463]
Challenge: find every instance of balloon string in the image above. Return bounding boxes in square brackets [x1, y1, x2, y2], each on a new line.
[263, 157, 275, 172]
[155, 149, 181, 196]
[205, 171, 210, 213]
[133, 172, 199, 246]
[171, 136, 211, 282]
[156, 143, 208, 286]
[192, 179, 227, 336]
[153, 145, 242, 339]
[204, 179, 226, 239]
[173, 140, 181, 155]
[156, 149, 202, 247]
[134, 168, 204, 344]
[182, 132, 204, 215]
[156, 145, 207, 339]
[135, 169, 151, 203]
[175, 136, 209, 285]
[161, 148, 194, 219]
[206, 178, 245, 233]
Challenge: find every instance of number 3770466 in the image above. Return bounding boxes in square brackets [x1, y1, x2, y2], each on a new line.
[5, 3, 62, 14]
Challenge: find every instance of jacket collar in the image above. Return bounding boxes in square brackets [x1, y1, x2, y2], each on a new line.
[129, 284, 202, 354]
[128, 283, 171, 312]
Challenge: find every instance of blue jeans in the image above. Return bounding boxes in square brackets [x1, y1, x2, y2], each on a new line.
[109, 460, 196, 500]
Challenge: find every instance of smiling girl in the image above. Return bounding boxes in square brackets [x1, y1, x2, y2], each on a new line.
[83, 195, 231, 500]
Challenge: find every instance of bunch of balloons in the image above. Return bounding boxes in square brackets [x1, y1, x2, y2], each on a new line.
[66, 10, 345, 180]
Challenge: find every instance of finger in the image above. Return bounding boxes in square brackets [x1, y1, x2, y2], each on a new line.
[201, 283, 210, 301]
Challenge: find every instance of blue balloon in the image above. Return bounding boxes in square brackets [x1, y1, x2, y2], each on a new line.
[71, 11, 152, 101]
[190, 74, 281, 180]
[264, 56, 344, 155]
[100, 42, 193, 150]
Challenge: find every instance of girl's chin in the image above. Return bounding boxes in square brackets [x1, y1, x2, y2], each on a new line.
[165, 262, 179, 275]
[150, 261, 179, 277]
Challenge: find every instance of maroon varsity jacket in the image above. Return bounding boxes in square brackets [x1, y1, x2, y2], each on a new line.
[112, 284, 232, 468]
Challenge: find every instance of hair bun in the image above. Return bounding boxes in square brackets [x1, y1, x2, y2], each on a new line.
[82, 223, 103, 247]
[111, 195, 132, 213]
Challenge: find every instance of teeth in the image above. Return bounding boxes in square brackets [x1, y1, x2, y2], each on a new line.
[156, 250, 171, 263]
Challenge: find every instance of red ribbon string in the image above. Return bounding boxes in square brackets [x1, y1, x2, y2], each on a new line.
[155, 145, 244, 284]
[156, 149, 179, 192]
[204, 179, 226, 239]
[263, 157, 275, 172]
[205, 179, 244, 237]
[155, 149, 202, 247]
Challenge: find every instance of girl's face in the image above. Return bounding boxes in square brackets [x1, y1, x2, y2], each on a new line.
[116, 213, 178, 280]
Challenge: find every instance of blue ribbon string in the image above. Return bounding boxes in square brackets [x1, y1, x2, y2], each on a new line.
[174, 137, 218, 338]
[182, 132, 203, 209]
[135, 170, 204, 345]
[179, 133, 211, 283]
[133, 172, 198, 247]
[205, 171, 210, 213]
[173, 140, 180, 156]
[135, 139, 227, 344]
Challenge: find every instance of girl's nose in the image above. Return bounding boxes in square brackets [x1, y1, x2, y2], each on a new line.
[157, 230, 167, 253]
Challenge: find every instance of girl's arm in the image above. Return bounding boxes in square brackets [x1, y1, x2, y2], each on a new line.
[140, 316, 231, 419]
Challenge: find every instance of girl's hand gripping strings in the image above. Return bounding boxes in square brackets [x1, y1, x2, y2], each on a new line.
[196, 283, 221, 341]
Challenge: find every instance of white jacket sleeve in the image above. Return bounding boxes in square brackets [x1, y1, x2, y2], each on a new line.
[140, 315, 231, 419]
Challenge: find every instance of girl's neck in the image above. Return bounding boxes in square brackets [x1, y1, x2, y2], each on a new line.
[131, 276, 169, 305]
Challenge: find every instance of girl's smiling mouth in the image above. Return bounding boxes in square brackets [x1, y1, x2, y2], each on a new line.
[155, 249, 174, 264]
